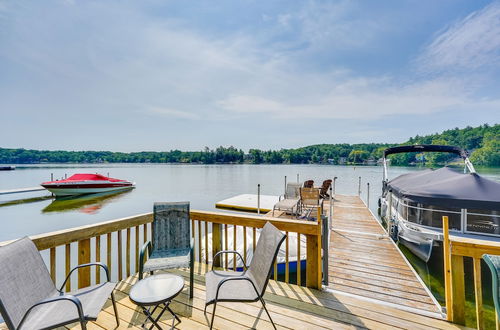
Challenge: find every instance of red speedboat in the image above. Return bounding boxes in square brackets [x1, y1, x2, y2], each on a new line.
[41, 173, 135, 197]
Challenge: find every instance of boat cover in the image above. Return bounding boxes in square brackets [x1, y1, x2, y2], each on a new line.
[42, 174, 125, 184]
[387, 167, 500, 210]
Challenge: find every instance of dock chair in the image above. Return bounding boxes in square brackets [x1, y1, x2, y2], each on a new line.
[272, 182, 301, 216]
[139, 202, 194, 299]
[0, 237, 118, 330]
[319, 179, 332, 199]
[204, 222, 286, 329]
[299, 187, 323, 220]
[483, 254, 500, 319]
[303, 180, 314, 188]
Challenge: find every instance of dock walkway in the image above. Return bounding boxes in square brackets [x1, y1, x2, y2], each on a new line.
[328, 195, 442, 317]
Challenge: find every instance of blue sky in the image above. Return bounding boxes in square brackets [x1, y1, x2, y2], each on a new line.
[0, 0, 499, 152]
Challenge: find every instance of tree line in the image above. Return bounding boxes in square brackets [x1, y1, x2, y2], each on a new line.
[0, 124, 498, 166]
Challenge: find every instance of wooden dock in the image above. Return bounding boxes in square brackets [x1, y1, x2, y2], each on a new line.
[327, 195, 442, 317]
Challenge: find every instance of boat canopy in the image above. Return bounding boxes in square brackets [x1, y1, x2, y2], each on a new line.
[387, 167, 500, 210]
[383, 145, 469, 159]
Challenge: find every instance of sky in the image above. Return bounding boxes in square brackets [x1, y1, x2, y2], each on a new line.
[0, 0, 499, 152]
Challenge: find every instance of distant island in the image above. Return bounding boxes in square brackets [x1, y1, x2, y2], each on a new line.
[1, 124, 498, 167]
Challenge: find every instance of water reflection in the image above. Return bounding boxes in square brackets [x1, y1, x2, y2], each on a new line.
[42, 189, 133, 214]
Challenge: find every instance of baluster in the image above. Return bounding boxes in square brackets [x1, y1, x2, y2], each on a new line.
[118, 231, 123, 281]
[204, 221, 209, 264]
[135, 225, 139, 272]
[243, 226, 247, 265]
[107, 233, 112, 279]
[65, 244, 71, 291]
[50, 247, 56, 284]
[143, 223, 148, 243]
[78, 239, 91, 289]
[126, 228, 131, 277]
[285, 232, 289, 283]
[192, 219, 195, 238]
[253, 227, 256, 252]
[95, 236, 101, 284]
[198, 220, 202, 263]
[224, 224, 228, 269]
[297, 233, 301, 286]
[274, 258, 278, 281]
[233, 225, 237, 270]
[473, 257, 484, 329]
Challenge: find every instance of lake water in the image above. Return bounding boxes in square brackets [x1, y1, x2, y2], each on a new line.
[1, 163, 499, 326]
[0, 163, 414, 241]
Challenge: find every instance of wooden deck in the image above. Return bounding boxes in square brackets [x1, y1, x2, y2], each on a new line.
[327, 195, 442, 316]
[57, 265, 461, 330]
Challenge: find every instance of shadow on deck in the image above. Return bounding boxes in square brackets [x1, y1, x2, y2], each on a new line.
[61, 264, 462, 330]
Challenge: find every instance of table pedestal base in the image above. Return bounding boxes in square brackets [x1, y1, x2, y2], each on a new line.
[141, 301, 181, 330]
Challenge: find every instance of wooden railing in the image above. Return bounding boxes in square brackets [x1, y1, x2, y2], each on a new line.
[443, 216, 500, 329]
[0, 209, 323, 291]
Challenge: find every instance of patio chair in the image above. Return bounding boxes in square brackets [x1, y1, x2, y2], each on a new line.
[299, 187, 323, 220]
[139, 202, 194, 299]
[0, 237, 118, 330]
[319, 179, 332, 199]
[483, 254, 500, 319]
[272, 182, 301, 216]
[303, 180, 314, 188]
[204, 222, 286, 330]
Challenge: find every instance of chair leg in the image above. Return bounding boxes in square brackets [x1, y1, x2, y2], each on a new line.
[260, 297, 276, 330]
[80, 320, 88, 330]
[111, 292, 120, 326]
[209, 302, 217, 330]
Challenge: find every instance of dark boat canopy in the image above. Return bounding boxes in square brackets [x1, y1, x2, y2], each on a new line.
[383, 145, 469, 159]
[387, 167, 500, 210]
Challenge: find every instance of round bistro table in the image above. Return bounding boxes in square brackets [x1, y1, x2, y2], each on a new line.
[129, 274, 184, 330]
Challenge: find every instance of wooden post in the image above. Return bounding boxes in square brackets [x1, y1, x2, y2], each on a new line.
[473, 257, 484, 330]
[126, 228, 131, 277]
[306, 234, 321, 289]
[451, 255, 466, 325]
[118, 231, 123, 281]
[285, 232, 289, 284]
[212, 223, 222, 268]
[107, 233, 112, 279]
[443, 215, 453, 321]
[78, 239, 91, 289]
[135, 226, 139, 272]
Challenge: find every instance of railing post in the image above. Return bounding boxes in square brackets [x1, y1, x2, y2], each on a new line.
[212, 223, 222, 268]
[306, 209, 322, 289]
[78, 238, 91, 289]
[443, 216, 452, 321]
[473, 257, 484, 330]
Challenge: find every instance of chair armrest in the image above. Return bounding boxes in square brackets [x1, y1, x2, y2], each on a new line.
[59, 262, 110, 292]
[214, 276, 261, 301]
[17, 294, 85, 329]
[212, 250, 247, 270]
[139, 241, 152, 277]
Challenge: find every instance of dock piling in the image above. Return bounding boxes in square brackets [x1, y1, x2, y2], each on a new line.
[296, 173, 299, 184]
[358, 176, 361, 195]
[367, 182, 370, 208]
[257, 184, 261, 214]
[284, 176, 287, 197]
[333, 176, 337, 194]
[51, 173, 53, 181]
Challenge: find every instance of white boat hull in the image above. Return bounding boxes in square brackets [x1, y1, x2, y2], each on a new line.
[44, 186, 134, 196]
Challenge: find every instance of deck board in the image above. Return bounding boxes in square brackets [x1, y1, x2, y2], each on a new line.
[327, 195, 441, 315]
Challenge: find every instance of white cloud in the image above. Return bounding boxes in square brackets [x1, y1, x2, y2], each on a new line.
[418, 1, 500, 72]
[149, 107, 201, 120]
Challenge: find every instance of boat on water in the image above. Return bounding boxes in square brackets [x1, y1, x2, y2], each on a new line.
[0, 166, 15, 171]
[379, 145, 500, 262]
[41, 173, 135, 197]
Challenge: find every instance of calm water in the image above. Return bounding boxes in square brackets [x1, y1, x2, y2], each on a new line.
[0, 163, 411, 241]
[1, 163, 499, 326]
